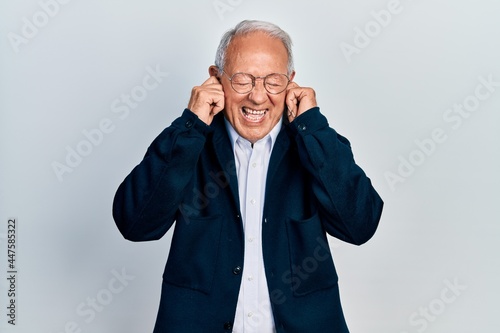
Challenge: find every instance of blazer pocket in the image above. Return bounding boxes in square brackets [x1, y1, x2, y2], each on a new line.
[163, 214, 222, 294]
[286, 213, 338, 297]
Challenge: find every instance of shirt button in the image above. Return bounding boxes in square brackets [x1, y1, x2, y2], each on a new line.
[248, 312, 253, 317]
[250, 199, 256, 205]
[252, 162, 257, 168]
[233, 266, 242, 275]
[247, 275, 254, 281]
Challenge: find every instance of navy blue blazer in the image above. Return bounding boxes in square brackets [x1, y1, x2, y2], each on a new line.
[113, 107, 383, 332]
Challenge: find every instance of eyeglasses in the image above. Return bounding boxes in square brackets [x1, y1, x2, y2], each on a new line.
[220, 70, 290, 94]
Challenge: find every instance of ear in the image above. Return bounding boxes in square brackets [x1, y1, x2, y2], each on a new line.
[288, 70, 296, 82]
[209, 65, 219, 77]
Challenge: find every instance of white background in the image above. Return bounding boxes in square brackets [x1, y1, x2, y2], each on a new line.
[1, 0, 499, 332]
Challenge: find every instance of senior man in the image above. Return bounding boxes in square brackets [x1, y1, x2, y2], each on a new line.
[113, 20, 383, 333]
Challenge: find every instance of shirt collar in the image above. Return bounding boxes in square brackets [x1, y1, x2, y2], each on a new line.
[224, 116, 283, 152]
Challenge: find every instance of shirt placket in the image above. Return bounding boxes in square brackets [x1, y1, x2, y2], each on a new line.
[242, 141, 264, 331]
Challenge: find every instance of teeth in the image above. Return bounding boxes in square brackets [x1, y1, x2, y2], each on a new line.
[242, 107, 267, 122]
[243, 108, 266, 115]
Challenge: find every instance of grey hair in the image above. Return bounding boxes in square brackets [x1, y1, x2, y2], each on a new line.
[214, 20, 294, 75]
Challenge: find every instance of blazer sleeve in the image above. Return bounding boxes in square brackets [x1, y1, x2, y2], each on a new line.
[288, 107, 383, 245]
[112, 109, 211, 241]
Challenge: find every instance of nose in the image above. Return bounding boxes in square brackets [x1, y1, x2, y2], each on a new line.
[247, 78, 268, 104]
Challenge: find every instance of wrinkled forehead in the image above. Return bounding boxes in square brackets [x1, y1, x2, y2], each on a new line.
[225, 32, 289, 74]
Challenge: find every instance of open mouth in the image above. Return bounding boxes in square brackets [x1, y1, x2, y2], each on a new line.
[242, 107, 268, 122]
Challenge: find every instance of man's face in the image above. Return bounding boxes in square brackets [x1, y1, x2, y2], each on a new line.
[212, 31, 295, 143]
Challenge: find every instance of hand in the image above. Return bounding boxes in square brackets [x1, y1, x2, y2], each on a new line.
[187, 76, 225, 125]
[285, 82, 317, 123]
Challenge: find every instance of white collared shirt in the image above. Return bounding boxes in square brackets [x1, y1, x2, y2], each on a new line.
[225, 118, 282, 333]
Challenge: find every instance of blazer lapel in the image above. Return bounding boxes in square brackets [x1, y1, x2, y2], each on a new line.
[266, 123, 292, 195]
[209, 113, 292, 215]
[210, 113, 241, 213]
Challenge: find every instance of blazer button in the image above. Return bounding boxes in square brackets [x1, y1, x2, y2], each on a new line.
[223, 321, 233, 330]
[232, 266, 242, 275]
[185, 120, 193, 128]
[298, 123, 307, 131]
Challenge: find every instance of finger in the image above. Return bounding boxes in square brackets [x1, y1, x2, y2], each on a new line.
[286, 106, 296, 122]
[286, 87, 300, 117]
[187, 76, 227, 124]
[209, 92, 225, 115]
[201, 76, 221, 86]
[203, 76, 224, 95]
[287, 81, 299, 90]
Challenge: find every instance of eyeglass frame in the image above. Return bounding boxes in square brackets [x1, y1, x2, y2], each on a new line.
[219, 70, 291, 95]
